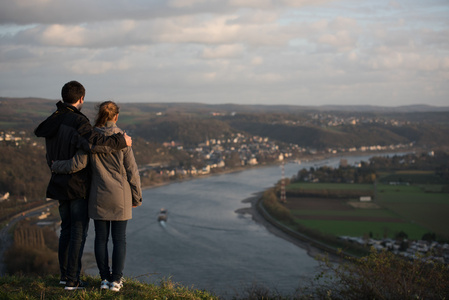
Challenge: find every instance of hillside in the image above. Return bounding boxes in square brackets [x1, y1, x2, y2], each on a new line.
[1, 97, 449, 149]
[2, 97, 449, 204]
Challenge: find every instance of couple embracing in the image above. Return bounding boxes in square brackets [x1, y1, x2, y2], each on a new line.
[35, 81, 142, 291]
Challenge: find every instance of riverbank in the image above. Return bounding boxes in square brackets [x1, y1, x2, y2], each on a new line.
[235, 194, 344, 263]
[141, 148, 416, 192]
[141, 165, 263, 191]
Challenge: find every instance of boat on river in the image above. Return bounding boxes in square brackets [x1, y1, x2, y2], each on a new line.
[157, 208, 168, 222]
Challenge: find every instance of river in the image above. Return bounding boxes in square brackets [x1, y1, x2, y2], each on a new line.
[82, 153, 399, 298]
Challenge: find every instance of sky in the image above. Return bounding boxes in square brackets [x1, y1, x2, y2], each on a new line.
[1, 0, 448, 107]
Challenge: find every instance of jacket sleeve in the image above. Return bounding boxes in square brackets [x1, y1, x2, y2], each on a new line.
[76, 115, 126, 151]
[123, 147, 142, 207]
[79, 140, 116, 154]
[51, 149, 89, 174]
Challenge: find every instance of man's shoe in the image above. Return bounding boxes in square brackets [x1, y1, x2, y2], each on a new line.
[100, 279, 110, 290]
[64, 280, 87, 290]
[59, 277, 67, 285]
[109, 280, 123, 292]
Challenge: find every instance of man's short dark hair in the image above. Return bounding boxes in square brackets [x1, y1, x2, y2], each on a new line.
[61, 81, 85, 104]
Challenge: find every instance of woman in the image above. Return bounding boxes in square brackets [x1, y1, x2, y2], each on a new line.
[52, 101, 142, 292]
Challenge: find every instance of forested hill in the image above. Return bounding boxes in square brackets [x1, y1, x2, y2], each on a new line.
[1, 97, 449, 149]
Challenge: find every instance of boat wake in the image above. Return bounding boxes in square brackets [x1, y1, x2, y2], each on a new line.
[159, 220, 167, 228]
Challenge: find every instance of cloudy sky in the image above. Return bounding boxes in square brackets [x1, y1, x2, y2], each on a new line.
[1, 0, 448, 107]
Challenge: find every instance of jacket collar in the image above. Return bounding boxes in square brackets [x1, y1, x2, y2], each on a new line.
[56, 101, 82, 115]
[105, 121, 117, 128]
[34, 101, 84, 138]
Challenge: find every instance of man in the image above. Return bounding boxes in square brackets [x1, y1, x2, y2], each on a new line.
[34, 81, 132, 290]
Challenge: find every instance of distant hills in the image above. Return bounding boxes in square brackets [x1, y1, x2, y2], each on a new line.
[1, 97, 448, 115]
[1, 97, 449, 149]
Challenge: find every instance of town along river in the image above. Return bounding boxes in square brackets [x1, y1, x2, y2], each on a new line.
[82, 154, 393, 298]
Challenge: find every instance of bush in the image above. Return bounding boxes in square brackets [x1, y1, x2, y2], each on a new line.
[308, 249, 449, 299]
[41, 226, 59, 252]
[5, 221, 59, 276]
[262, 189, 294, 224]
[5, 245, 58, 276]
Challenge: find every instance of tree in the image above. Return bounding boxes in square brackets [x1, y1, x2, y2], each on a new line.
[422, 232, 436, 242]
[395, 230, 408, 240]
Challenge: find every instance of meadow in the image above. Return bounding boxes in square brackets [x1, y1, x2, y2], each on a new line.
[376, 183, 449, 239]
[284, 174, 449, 241]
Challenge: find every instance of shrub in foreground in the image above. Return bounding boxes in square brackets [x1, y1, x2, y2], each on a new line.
[4, 245, 59, 276]
[307, 249, 449, 299]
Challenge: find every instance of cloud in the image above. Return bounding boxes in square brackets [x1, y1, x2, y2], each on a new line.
[68, 58, 131, 75]
[0, 0, 335, 25]
[0, 1, 168, 25]
[228, 0, 335, 9]
[168, 0, 214, 8]
[201, 44, 245, 59]
[316, 30, 357, 51]
[251, 56, 264, 65]
[41, 25, 88, 47]
[7, 12, 295, 49]
[228, 0, 273, 8]
[0, 0, 448, 106]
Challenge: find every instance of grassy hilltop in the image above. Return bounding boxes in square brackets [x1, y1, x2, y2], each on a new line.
[2, 249, 449, 300]
[0, 275, 219, 300]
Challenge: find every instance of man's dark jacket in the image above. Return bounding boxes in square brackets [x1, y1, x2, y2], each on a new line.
[34, 101, 126, 201]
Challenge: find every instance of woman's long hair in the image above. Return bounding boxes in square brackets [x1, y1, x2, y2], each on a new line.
[94, 101, 120, 127]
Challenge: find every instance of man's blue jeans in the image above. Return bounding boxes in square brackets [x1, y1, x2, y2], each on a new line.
[58, 198, 89, 282]
[94, 220, 128, 282]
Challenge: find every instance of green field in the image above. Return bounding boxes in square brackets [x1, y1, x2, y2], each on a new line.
[376, 183, 449, 238]
[286, 178, 449, 240]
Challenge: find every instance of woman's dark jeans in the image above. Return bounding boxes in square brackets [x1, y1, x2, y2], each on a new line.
[94, 220, 128, 282]
[58, 198, 89, 282]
